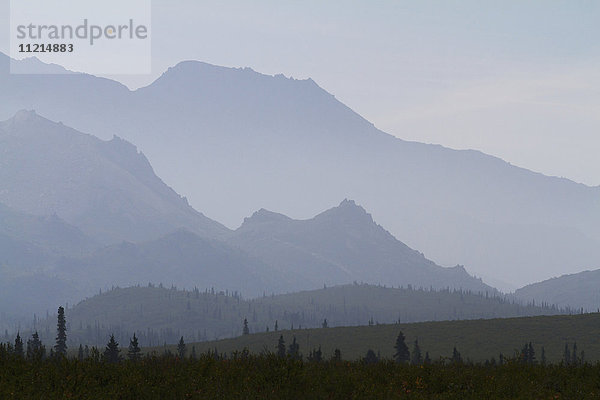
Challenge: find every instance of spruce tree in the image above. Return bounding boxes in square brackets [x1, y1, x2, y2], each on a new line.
[364, 349, 379, 364]
[277, 335, 286, 358]
[520, 343, 527, 363]
[411, 339, 422, 365]
[54, 306, 67, 357]
[451, 347, 462, 364]
[127, 334, 141, 361]
[78, 344, 84, 361]
[104, 334, 121, 363]
[332, 348, 342, 362]
[274, 320, 278, 332]
[308, 346, 323, 362]
[177, 336, 186, 358]
[572, 342, 578, 365]
[243, 318, 250, 335]
[393, 331, 410, 363]
[190, 346, 197, 360]
[528, 342, 535, 364]
[26, 332, 45, 360]
[287, 336, 300, 360]
[322, 319, 328, 328]
[14, 333, 24, 358]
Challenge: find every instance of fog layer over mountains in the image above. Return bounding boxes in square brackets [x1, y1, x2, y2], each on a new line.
[1, 53, 598, 289]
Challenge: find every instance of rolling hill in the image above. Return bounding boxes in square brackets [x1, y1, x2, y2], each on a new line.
[160, 313, 600, 363]
[26, 284, 563, 349]
[515, 269, 600, 312]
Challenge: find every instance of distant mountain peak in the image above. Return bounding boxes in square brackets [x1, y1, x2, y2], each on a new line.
[338, 198, 360, 209]
[12, 109, 39, 123]
[239, 208, 292, 229]
[314, 199, 374, 226]
[151, 59, 317, 89]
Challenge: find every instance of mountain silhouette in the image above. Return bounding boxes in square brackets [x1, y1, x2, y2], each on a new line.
[1, 54, 599, 286]
[227, 199, 494, 292]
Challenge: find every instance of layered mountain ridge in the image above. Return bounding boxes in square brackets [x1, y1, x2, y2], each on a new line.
[1, 54, 598, 287]
[0, 110, 227, 244]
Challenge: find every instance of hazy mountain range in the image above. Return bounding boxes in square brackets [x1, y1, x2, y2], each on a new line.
[1, 53, 598, 289]
[0, 111, 493, 324]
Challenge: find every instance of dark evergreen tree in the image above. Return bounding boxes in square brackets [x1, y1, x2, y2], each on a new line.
[177, 336, 186, 358]
[393, 330, 410, 363]
[572, 342, 578, 365]
[190, 346, 197, 360]
[54, 306, 67, 357]
[451, 347, 462, 364]
[411, 339, 422, 365]
[78, 344, 84, 361]
[287, 336, 300, 360]
[364, 349, 379, 364]
[90, 346, 100, 362]
[528, 342, 536, 364]
[104, 334, 121, 363]
[332, 348, 342, 362]
[274, 320, 278, 332]
[520, 342, 535, 364]
[26, 332, 45, 360]
[127, 334, 141, 361]
[322, 319, 328, 328]
[243, 318, 250, 335]
[277, 335, 286, 358]
[14, 333, 24, 358]
[308, 346, 322, 362]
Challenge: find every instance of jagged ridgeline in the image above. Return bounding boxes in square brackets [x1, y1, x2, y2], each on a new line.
[20, 284, 564, 348]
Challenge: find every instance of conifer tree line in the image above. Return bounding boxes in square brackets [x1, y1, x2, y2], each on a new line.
[0, 306, 594, 366]
[2, 283, 574, 349]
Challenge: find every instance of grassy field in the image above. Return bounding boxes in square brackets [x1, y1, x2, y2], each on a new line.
[156, 313, 600, 363]
[2, 354, 600, 399]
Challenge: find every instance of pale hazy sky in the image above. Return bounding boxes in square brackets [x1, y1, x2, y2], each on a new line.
[2, 0, 599, 186]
